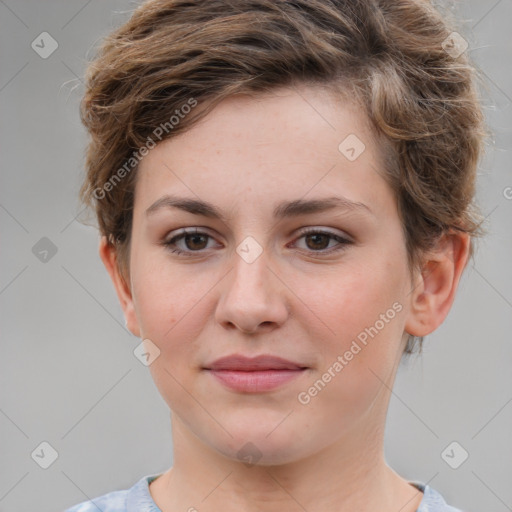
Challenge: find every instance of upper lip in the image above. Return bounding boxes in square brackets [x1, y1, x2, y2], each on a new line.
[205, 354, 308, 371]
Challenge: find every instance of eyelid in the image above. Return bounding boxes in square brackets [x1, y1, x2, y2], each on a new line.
[164, 226, 352, 242]
[162, 226, 353, 257]
[293, 226, 353, 242]
[162, 227, 225, 258]
[288, 227, 353, 254]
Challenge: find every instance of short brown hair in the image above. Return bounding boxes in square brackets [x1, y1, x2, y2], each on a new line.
[79, 0, 488, 355]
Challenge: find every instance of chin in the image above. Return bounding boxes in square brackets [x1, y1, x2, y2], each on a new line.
[210, 425, 314, 468]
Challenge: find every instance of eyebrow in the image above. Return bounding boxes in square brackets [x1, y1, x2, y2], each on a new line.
[145, 194, 373, 222]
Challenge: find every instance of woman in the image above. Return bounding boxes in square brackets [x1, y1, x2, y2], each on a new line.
[65, 0, 486, 510]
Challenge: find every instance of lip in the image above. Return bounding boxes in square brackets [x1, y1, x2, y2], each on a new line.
[205, 354, 307, 371]
[203, 354, 308, 393]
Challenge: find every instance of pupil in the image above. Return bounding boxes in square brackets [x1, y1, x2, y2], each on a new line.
[307, 234, 328, 250]
[187, 234, 207, 250]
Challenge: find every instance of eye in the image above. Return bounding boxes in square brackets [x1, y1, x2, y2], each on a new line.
[290, 228, 353, 254]
[163, 228, 220, 256]
[162, 227, 353, 257]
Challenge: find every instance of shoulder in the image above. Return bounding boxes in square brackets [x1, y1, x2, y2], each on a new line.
[63, 473, 163, 512]
[64, 491, 129, 512]
[63, 488, 128, 512]
[412, 481, 467, 512]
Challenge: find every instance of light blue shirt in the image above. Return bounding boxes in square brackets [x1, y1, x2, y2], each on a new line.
[64, 473, 465, 511]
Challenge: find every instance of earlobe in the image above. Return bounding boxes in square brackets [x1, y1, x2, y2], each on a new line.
[98, 236, 141, 338]
[404, 231, 470, 338]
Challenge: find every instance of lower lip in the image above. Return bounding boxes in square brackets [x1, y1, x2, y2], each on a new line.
[206, 369, 306, 392]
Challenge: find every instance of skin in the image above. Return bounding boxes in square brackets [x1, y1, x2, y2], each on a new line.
[100, 84, 470, 512]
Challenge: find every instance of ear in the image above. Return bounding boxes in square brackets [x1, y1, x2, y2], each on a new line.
[404, 231, 470, 338]
[98, 235, 141, 338]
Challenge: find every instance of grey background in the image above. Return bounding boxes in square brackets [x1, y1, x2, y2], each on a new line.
[0, 1, 511, 511]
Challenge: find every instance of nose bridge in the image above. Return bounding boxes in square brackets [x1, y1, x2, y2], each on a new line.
[232, 245, 270, 297]
[215, 239, 288, 333]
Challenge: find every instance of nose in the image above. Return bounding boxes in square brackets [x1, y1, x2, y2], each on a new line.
[215, 248, 289, 334]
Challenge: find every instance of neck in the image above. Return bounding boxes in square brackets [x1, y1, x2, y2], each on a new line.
[150, 411, 422, 512]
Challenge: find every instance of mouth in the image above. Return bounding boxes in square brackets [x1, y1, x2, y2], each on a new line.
[203, 354, 309, 393]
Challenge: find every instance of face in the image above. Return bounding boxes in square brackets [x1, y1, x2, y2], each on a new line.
[111, 85, 420, 465]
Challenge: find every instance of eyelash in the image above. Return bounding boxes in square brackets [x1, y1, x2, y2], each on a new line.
[162, 228, 353, 257]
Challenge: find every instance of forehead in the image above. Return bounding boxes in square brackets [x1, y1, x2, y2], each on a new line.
[134, 85, 395, 222]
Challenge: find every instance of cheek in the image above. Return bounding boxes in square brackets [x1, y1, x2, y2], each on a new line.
[131, 246, 205, 337]
[300, 255, 403, 347]
[294, 256, 405, 412]
[129, 247, 224, 350]
[131, 259, 213, 410]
